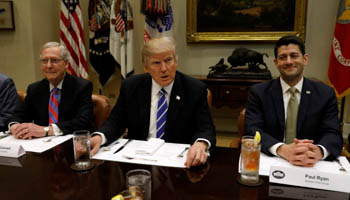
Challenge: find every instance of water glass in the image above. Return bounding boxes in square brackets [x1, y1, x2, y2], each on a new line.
[126, 169, 151, 200]
[72, 130, 92, 171]
[240, 135, 261, 183]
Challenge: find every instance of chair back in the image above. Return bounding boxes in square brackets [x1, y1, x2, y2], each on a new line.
[17, 90, 26, 103]
[207, 88, 212, 109]
[230, 107, 246, 148]
[92, 94, 111, 130]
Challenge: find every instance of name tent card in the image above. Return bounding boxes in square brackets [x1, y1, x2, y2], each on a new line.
[0, 143, 25, 158]
[269, 165, 350, 193]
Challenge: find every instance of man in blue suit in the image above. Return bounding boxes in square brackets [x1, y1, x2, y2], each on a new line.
[0, 73, 18, 132]
[245, 36, 343, 167]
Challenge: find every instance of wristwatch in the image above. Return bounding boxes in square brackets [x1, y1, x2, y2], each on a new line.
[44, 127, 49, 137]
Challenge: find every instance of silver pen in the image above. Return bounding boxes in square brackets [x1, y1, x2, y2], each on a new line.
[177, 147, 190, 158]
[335, 158, 347, 172]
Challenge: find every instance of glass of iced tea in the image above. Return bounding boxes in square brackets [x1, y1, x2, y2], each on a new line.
[240, 135, 261, 183]
[112, 187, 143, 200]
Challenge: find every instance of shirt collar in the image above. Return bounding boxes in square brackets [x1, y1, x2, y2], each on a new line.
[280, 76, 303, 94]
[151, 79, 174, 96]
[49, 79, 64, 92]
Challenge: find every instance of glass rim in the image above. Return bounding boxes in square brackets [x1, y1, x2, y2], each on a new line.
[126, 169, 151, 177]
[241, 135, 255, 139]
[73, 130, 90, 135]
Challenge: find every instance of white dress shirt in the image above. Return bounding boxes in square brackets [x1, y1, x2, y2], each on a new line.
[269, 77, 328, 159]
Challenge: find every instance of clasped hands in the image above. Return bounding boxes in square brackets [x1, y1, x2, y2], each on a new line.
[10, 123, 47, 139]
[277, 138, 323, 167]
[89, 135, 209, 168]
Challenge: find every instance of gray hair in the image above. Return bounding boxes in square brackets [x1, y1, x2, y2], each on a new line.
[142, 37, 177, 64]
[40, 42, 69, 61]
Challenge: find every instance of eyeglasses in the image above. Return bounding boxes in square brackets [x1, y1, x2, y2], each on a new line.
[40, 58, 63, 65]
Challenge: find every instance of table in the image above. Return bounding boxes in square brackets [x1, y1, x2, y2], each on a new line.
[0, 140, 349, 200]
[191, 75, 269, 109]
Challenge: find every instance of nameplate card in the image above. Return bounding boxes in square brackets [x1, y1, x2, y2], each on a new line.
[269, 165, 350, 193]
[269, 185, 350, 200]
[0, 143, 25, 158]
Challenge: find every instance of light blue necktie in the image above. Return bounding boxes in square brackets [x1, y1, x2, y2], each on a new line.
[156, 88, 167, 138]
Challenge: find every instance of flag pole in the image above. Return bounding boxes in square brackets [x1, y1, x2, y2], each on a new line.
[124, 0, 127, 79]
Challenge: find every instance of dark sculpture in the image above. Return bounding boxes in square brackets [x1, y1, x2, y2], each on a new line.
[207, 47, 271, 80]
[209, 58, 229, 73]
[228, 47, 268, 71]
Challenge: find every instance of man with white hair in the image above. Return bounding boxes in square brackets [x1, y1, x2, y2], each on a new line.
[90, 37, 216, 168]
[10, 42, 93, 139]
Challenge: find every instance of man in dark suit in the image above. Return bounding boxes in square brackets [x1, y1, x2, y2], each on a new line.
[10, 42, 93, 139]
[0, 73, 18, 132]
[90, 37, 216, 168]
[245, 36, 343, 167]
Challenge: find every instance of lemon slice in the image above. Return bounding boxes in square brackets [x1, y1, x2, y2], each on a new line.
[111, 194, 124, 200]
[254, 131, 261, 144]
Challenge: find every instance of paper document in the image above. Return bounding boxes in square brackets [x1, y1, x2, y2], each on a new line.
[0, 134, 72, 153]
[93, 139, 190, 168]
[239, 153, 350, 176]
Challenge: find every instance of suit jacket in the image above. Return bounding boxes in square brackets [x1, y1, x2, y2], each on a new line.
[10, 74, 93, 135]
[245, 77, 343, 160]
[0, 73, 18, 132]
[98, 71, 216, 148]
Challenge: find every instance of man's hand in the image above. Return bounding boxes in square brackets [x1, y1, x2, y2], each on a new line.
[277, 138, 323, 167]
[184, 141, 209, 168]
[10, 123, 46, 139]
[90, 135, 102, 156]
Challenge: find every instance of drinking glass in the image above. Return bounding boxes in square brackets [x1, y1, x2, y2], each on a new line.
[126, 169, 151, 200]
[112, 188, 143, 200]
[240, 135, 261, 184]
[71, 130, 93, 171]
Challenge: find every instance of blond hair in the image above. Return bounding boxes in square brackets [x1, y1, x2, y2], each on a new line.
[142, 37, 177, 64]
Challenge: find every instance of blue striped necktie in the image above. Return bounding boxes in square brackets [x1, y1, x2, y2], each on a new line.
[49, 88, 60, 124]
[156, 88, 167, 138]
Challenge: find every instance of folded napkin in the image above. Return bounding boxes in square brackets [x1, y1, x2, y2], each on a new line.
[134, 138, 165, 155]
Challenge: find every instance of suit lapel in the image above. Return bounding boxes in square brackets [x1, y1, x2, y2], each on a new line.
[271, 78, 285, 131]
[167, 73, 184, 122]
[138, 74, 152, 138]
[59, 74, 72, 121]
[297, 78, 312, 135]
[40, 79, 50, 125]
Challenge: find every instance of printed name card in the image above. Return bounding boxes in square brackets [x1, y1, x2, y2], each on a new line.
[0, 143, 25, 158]
[269, 165, 350, 193]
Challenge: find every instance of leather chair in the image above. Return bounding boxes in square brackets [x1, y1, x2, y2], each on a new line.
[207, 88, 212, 109]
[92, 94, 111, 130]
[16, 91, 111, 131]
[17, 90, 26, 103]
[230, 107, 246, 148]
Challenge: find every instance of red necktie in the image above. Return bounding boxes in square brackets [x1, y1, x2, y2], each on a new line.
[49, 88, 59, 124]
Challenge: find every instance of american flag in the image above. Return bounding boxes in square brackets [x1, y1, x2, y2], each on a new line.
[114, 13, 125, 32]
[60, 0, 88, 78]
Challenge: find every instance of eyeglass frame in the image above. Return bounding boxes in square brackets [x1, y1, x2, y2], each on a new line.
[40, 58, 65, 65]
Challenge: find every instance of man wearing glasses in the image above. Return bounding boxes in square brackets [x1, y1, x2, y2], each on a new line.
[9, 42, 93, 139]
